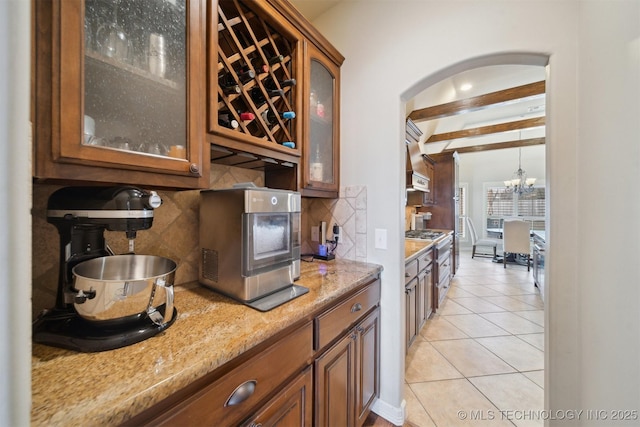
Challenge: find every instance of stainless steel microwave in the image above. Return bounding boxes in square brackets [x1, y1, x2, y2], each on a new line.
[199, 185, 305, 311]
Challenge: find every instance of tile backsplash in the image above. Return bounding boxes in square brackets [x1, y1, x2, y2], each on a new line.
[31, 165, 367, 318]
[301, 186, 367, 262]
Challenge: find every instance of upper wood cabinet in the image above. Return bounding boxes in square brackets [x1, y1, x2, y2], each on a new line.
[210, 0, 303, 157]
[33, 0, 208, 189]
[301, 40, 341, 198]
[208, 0, 343, 197]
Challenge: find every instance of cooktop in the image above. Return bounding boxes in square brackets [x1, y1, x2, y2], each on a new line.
[405, 229, 444, 240]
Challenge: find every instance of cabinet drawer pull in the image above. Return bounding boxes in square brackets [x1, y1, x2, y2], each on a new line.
[225, 380, 257, 407]
[350, 302, 362, 313]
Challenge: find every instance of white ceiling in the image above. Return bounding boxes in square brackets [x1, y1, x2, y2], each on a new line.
[410, 64, 547, 155]
[289, 1, 547, 155]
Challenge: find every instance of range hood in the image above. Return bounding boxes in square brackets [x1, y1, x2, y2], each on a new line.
[406, 119, 431, 192]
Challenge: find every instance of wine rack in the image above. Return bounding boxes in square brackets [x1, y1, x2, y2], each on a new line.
[215, 0, 299, 151]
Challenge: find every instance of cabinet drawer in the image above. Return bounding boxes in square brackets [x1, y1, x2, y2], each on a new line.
[405, 259, 418, 285]
[315, 278, 381, 351]
[156, 321, 313, 427]
[417, 250, 433, 271]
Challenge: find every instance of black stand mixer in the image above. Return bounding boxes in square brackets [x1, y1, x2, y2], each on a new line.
[33, 186, 178, 352]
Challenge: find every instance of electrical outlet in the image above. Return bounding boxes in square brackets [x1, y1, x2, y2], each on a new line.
[311, 226, 319, 242]
[333, 225, 342, 242]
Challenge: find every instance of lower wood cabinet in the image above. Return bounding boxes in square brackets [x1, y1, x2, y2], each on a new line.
[315, 307, 380, 427]
[122, 276, 381, 427]
[405, 277, 418, 349]
[405, 247, 434, 351]
[241, 366, 313, 427]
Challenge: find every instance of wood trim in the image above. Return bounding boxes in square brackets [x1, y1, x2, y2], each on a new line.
[408, 80, 545, 122]
[426, 116, 545, 143]
[440, 137, 545, 155]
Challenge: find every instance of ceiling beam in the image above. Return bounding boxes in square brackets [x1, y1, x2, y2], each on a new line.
[439, 137, 545, 155]
[408, 80, 546, 122]
[426, 116, 545, 143]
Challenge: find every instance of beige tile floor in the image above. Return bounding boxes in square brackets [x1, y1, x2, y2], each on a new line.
[404, 249, 545, 427]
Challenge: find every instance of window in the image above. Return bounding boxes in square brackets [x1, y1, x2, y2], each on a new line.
[459, 183, 468, 240]
[485, 185, 546, 231]
[487, 187, 514, 217]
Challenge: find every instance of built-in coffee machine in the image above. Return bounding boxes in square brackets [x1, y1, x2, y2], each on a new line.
[33, 186, 177, 352]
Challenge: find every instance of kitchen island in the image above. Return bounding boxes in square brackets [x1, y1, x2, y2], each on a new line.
[32, 259, 382, 426]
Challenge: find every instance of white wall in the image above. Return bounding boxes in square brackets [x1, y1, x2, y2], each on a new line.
[577, 0, 640, 416]
[0, 0, 32, 425]
[312, 0, 639, 424]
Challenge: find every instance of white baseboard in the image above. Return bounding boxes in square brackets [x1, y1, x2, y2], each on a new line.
[370, 398, 406, 426]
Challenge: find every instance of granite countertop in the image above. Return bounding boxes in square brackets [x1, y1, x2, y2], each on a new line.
[31, 259, 383, 426]
[404, 229, 452, 261]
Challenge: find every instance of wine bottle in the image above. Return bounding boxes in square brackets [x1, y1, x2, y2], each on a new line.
[267, 88, 285, 98]
[262, 78, 286, 98]
[280, 78, 296, 87]
[237, 68, 255, 83]
[268, 54, 284, 64]
[261, 109, 296, 125]
[250, 57, 269, 74]
[218, 113, 239, 129]
[218, 73, 241, 95]
[238, 111, 255, 121]
[249, 87, 267, 107]
[310, 145, 323, 181]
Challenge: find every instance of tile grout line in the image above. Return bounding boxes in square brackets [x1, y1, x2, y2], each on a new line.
[406, 253, 544, 426]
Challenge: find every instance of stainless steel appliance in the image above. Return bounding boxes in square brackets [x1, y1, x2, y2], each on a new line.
[199, 185, 306, 311]
[33, 186, 177, 352]
[532, 231, 545, 291]
[405, 229, 444, 240]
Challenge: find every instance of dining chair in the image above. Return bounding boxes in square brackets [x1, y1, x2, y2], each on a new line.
[465, 216, 499, 259]
[502, 219, 531, 270]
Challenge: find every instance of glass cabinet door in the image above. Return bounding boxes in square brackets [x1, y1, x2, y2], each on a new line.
[51, 0, 205, 185]
[83, 0, 187, 159]
[303, 42, 340, 197]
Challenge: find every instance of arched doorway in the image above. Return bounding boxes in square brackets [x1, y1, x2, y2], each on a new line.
[400, 53, 549, 425]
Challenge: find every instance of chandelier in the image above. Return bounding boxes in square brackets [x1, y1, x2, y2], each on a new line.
[504, 148, 536, 194]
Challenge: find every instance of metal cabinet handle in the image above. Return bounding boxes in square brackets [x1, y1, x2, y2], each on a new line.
[225, 380, 257, 407]
[405, 272, 410, 277]
[350, 302, 362, 313]
[189, 163, 199, 174]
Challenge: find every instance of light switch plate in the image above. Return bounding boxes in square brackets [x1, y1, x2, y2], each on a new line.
[375, 228, 387, 250]
[311, 226, 319, 242]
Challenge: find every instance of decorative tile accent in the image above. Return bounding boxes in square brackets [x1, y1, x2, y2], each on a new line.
[301, 185, 367, 263]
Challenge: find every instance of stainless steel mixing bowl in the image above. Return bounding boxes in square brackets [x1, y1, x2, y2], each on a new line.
[71, 254, 175, 325]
